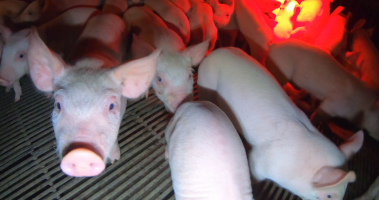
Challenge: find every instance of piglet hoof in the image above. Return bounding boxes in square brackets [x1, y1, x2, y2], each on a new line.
[14, 95, 21, 102]
[145, 90, 149, 99]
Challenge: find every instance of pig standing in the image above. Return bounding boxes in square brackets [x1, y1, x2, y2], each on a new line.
[27, 13, 160, 177]
[349, 19, 379, 90]
[124, 6, 209, 113]
[144, 0, 191, 45]
[235, 0, 274, 64]
[313, 6, 351, 57]
[355, 176, 379, 200]
[188, 0, 218, 55]
[266, 40, 379, 141]
[165, 101, 253, 200]
[198, 47, 363, 200]
[0, 7, 101, 102]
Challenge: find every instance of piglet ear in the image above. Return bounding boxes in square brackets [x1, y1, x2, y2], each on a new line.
[339, 130, 364, 159]
[312, 166, 356, 188]
[112, 49, 160, 98]
[0, 24, 12, 42]
[345, 51, 361, 64]
[182, 39, 209, 66]
[351, 19, 366, 33]
[28, 27, 65, 92]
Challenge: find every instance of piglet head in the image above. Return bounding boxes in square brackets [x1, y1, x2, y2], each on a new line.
[12, 0, 42, 23]
[213, 3, 234, 28]
[27, 27, 160, 177]
[310, 166, 356, 200]
[0, 25, 30, 87]
[152, 40, 209, 113]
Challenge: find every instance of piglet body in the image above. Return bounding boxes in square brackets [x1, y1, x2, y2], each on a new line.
[27, 13, 160, 177]
[165, 101, 253, 200]
[145, 0, 190, 45]
[266, 40, 379, 141]
[235, 0, 274, 63]
[188, 0, 218, 55]
[198, 47, 362, 200]
[350, 20, 379, 90]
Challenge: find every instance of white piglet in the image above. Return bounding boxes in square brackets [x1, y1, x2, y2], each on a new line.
[165, 101, 253, 200]
[124, 6, 209, 113]
[27, 13, 160, 177]
[198, 47, 363, 200]
[0, 7, 100, 102]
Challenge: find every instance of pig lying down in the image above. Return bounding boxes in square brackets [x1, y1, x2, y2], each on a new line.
[124, 6, 209, 113]
[0, 7, 100, 102]
[165, 101, 253, 200]
[266, 40, 379, 141]
[27, 13, 160, 177]
[198, 47, 363, 200]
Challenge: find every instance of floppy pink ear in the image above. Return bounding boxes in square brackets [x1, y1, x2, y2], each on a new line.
[312, 166, 356, 188]
[28, 27, 65, 92]
[0, 24, 12, 42]
[339, 130, 364, 159]
[182, 39, 210, 66]
[112, 50, 160, 98]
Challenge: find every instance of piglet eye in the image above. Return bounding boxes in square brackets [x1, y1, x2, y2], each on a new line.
[19, 54, 24, 58]
[189, 74, 192, 79]
[109, 103, 114, 110]
[226, 14, 229, 17]
[28, 11, 32, 15]
[327, 195, 331, 198]
[55, 102, 61, 110]
[158, 77, 163, 82]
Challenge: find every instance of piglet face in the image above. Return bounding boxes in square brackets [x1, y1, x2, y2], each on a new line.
[213, 4, 233, 28]
[0, 30, 30, 86]
[152, 52, 194, 113]
[312, 184, 347, 200]
[52, 68, 125, 169]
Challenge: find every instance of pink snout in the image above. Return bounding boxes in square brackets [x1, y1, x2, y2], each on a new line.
[60, 148, 105, 177]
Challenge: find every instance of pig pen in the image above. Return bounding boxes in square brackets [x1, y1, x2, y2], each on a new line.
[1, 0, 379, 200]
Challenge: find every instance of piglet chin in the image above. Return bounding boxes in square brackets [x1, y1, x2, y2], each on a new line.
[60, 148, 105, 177]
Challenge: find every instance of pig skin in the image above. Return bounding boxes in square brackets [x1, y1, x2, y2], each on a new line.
[198, 47, 362, 200]
[266, 39, 379, 141]
[165, 101, 253, 200]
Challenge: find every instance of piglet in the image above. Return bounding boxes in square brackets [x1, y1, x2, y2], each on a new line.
[0, 7, 101, 102]
[349, 19, 379, 90]
[124, 6, 209, 113]
[188, 0, 218, 55]
[204, 0, 234, 28]
[198, 47, 362, 200]
[313, 6, 351, 57]
[27, 13, 160, 177]
[165, 101, 253, 200]
[168, 0, 191, 14]
[266, 40, 379, 141]
[235, 0, 274, 64]
[144, 0, 191, 45]
[12, 0, 43, 23]
[355, 176, 379, 200]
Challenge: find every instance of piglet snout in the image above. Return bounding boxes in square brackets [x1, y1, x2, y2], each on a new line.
[60, 148, 105, 177]
[167, 93, 193, 113]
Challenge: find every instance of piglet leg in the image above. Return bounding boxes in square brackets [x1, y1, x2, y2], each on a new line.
[13, 80, 22, 102]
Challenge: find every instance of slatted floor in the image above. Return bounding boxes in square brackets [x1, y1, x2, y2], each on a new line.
[0, 74, 378, 200]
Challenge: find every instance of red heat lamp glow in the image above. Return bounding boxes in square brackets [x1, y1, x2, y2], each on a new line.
[272, 0, 325, 41]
